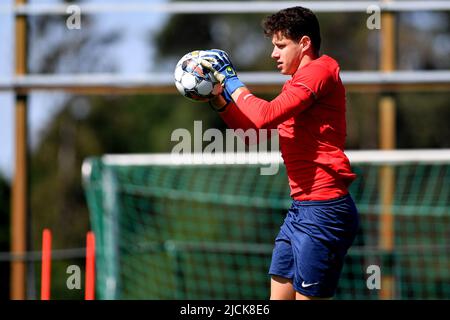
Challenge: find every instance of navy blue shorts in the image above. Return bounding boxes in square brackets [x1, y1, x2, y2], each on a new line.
[269, 194, 359, 298]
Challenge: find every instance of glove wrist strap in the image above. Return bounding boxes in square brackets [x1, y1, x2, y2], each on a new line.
[224, 77, 245, 96]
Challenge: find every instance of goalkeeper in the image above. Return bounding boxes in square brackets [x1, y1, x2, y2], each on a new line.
[199, 6, 359, 300]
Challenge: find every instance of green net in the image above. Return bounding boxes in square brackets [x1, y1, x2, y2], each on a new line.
[82, 152, 449, 300]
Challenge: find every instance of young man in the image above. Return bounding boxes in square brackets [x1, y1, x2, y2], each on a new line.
[199, 6, 359, 300]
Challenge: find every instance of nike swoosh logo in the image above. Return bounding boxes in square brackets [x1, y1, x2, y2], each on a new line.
[301, 281, 319, 288]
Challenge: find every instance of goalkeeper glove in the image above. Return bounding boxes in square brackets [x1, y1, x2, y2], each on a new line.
[199, 49, 245, 97]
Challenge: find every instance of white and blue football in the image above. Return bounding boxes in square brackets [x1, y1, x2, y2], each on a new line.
[174, 50, 222, 102]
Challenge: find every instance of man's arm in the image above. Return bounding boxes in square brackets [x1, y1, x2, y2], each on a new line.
[201, 50, 319, 129]
[225, 84, 315, 129]
[209, 94, 260, 132]
[211, 84, 315, 130]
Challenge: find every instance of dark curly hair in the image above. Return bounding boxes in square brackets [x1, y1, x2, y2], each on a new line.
[262, 6, 321, 56]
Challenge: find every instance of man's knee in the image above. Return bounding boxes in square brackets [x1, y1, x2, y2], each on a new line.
[270, 275, 295, 300]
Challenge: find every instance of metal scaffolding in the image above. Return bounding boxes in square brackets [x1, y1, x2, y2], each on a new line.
[1, 71, 450, 94]
[1, 1, 450, 14]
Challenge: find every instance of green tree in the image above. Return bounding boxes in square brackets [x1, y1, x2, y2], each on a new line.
[27, 1, 121, 298]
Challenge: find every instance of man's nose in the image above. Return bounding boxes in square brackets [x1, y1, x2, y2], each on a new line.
[271, 48, 279, 59]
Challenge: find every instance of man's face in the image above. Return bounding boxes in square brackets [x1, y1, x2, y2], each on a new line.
[271, 32, 304, 75]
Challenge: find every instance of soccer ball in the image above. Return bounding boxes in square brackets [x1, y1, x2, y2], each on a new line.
[174, 50, 222, 102]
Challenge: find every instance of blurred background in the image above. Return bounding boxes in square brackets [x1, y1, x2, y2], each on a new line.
[0, 0, 449, 300]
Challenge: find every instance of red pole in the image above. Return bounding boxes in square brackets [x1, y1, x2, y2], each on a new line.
[40, 229, 51, 300]
[85, 231, 96, 300]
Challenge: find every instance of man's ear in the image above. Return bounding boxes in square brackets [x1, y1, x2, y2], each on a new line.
[300, 35, 312, 52]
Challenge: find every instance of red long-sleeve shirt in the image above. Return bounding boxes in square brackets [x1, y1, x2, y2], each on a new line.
[220, 55, 356, 201]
